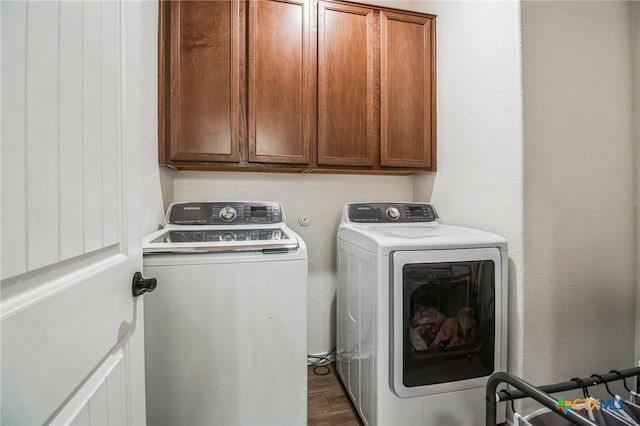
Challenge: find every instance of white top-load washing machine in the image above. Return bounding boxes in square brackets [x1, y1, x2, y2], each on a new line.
[143, 201, 307, 426]
[337, 202, 507, 426]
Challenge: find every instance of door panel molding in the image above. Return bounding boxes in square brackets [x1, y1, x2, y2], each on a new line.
[48, 347, 129, 426]
[1, 249, 125, 321]
[1, 0, 125, 280]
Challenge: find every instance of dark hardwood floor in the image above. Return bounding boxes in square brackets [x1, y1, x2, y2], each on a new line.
[308, 364, 362, 426]
[307, 366, 507, 426]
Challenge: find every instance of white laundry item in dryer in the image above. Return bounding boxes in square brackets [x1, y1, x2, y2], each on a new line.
[337, 202, 508, 426]
[143, 201, 307, 426]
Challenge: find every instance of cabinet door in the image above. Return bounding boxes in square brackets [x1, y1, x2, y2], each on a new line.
[380, 11, 436, 169]
[168, 1, 241, 162]
[248, 0, 314, 164]
[318, 1, 376, 166]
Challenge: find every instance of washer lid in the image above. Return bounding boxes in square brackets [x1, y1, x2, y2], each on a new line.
[143, 225, 299, 254]
[363, 225, 438, 239]
[338, 223, 507, 255]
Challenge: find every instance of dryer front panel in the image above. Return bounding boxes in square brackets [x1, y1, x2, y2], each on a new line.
[391, 248, 503, 398]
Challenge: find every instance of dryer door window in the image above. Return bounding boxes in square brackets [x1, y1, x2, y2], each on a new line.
[391, 248, 503, 398]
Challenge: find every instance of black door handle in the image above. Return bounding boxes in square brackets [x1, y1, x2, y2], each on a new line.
[132, 272, 157, 297]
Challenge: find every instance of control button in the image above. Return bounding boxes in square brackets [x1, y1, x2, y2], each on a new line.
[220, 232, 237, 242]
[386, 207, 401, 220]
[219, 206, 237, 222]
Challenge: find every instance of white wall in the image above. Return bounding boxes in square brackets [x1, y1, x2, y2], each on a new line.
[140, 1, 166, 235]
[521, 0, 636, 388]
[172, 172, 414, 354]
[410, 0, 525, 376]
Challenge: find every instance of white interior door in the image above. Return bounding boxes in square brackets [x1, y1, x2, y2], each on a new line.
[1, 1, 146, 424]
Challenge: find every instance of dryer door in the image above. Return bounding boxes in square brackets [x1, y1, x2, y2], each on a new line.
[391, 248, 503, 398]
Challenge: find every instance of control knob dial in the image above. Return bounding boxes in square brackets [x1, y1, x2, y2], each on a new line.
[220, 232, 237, 242]
[219, 206, 237, 222]
[386, 207, 401, 220]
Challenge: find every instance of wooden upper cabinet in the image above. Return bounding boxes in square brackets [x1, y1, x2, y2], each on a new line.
[317, 1, 376, 167]
[159, 0, 437, 173]
[248, 0, 314, 164]
[167, 1, 241, 162]
[380, 11, 436, 169]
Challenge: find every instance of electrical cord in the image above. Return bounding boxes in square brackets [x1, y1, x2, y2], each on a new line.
[308, 348, 336, 376]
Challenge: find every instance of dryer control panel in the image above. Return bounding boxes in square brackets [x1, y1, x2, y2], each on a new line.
[347, 203, 438, 223]
[167, 202, 284, 225]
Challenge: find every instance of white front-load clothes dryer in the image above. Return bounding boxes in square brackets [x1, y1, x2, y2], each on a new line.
[337, 202, 507, 426]
[143, 201, 307, 426]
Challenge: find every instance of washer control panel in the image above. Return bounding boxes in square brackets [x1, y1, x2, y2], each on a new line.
[347, 202, 438, 223]
[168, 202, 284, 225]
[159, 228, 287, 243]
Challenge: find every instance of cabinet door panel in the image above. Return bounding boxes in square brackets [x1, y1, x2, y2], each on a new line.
[169, 0, 240, 162]
[318, 1, 376, 166]
[380, 11, 435, 169]
[248, 0, 313, 164]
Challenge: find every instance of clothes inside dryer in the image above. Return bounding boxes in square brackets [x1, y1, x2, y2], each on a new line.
[403, 260, 496, 387]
